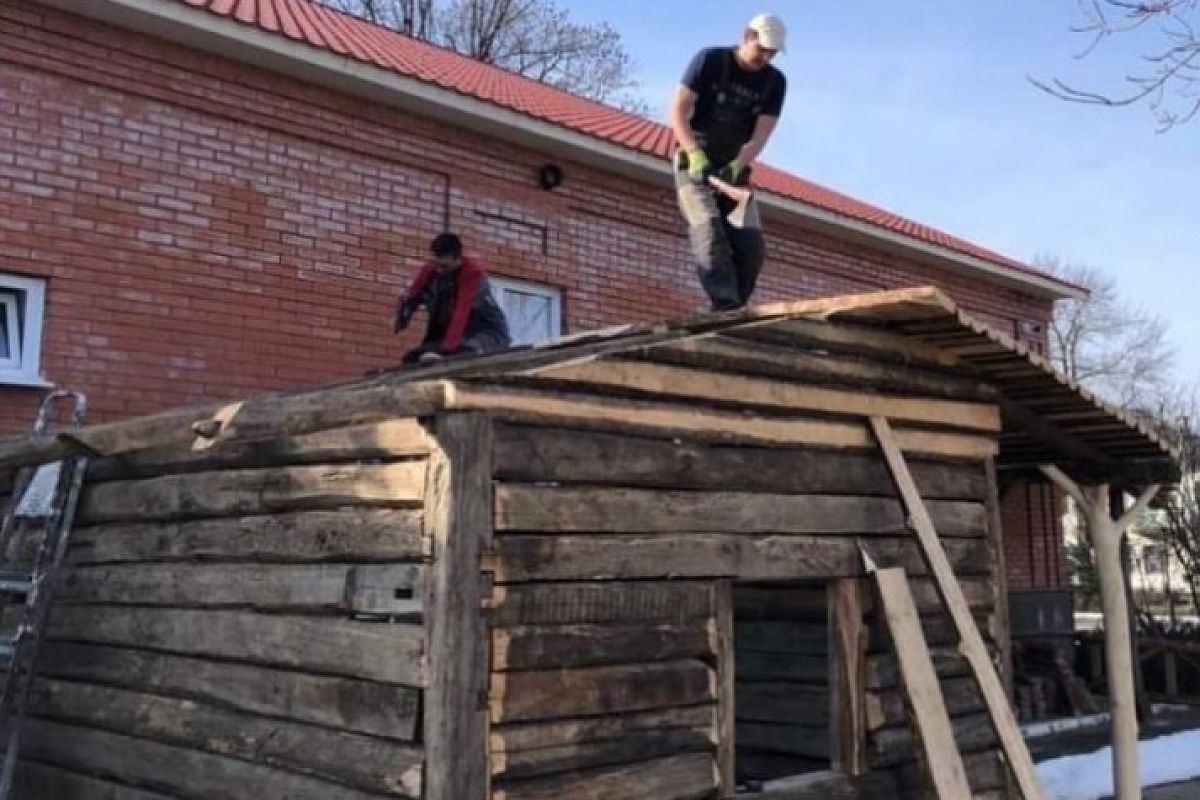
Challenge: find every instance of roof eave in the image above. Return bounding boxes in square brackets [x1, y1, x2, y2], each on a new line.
[44, 0, 1085, 302]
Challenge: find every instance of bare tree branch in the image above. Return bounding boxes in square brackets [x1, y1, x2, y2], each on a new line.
[1031, 0, 1200, 130]
[328, 0, 648, 113]
[1038, 255, 1176, 412]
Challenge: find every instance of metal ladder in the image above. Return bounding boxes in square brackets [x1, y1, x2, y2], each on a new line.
[0, 391, 88, 800]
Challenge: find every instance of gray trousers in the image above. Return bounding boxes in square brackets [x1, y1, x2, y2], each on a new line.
[674, 154, 765, 311]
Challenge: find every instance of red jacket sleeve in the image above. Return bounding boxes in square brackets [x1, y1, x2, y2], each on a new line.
[399, 262, 436, 307]
[440, 257, 483, 351]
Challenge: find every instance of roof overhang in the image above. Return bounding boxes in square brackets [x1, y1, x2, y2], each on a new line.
[41, 0, 1084, 302]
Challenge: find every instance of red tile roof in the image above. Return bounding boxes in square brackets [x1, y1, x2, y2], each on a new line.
[175, 0, 1074, 291]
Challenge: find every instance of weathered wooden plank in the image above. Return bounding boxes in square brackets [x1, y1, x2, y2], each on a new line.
[870, 712, 998, 768]
[488, 580, 716, 626]
[715, 580, 735, 798]
[424, 413, 493, 800]
[489, 535, 992, 583]
[866, 648, 973, 690]
[491, 705, 717, 754]
[737, 683, 829, 725]
[59, 563, 425, 615]
[491, 752, 717, 800]
[868, 611, 996, 654]
[494, 486, 985, 537]
[866, 677, 984, 730]
[21, 719, 399, 800]
[69, 508, 428, 565]
[88, 382, 445, 458]
[0, 381, 446, 471]
[30, 679, 423, 797]
[491, 727, 714, 780]
[490, 660, 716, 724]
[729, 316, 963, 370]
[46, 607, 425, 686]
[14, 761, 179, 800]
[637, 335, 997, 400]
[870, 566, 972, 800]
[492, 621, 715, 670]
[735, 721, 830, 758]
[899, 750, 1008, 797]
[37, 642, 419, 740]
[80, 462, 426, 524]
[525, 360, 1002, 432]
[871, 417, 1044, 800]
[829, 578, 868, 776]
[493, 425, 989, 500]
[733, 577, 991, 621]
[87, 420, 435, 481]
[446, 384, 999, 459]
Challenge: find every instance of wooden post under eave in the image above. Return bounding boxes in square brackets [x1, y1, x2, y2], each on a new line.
[424, 413, 494, 800]
[1040, 466, 1160, 800]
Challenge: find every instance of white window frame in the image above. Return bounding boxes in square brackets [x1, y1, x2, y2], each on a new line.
[489, 276, 562, 346]
[0, 273, 49, 387]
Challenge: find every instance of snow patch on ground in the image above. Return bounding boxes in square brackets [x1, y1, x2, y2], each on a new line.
[1037, 728, 1200, 800]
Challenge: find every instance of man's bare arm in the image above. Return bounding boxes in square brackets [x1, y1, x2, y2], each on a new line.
[669, 85, 701, 152]
[733, 115, 779, 170]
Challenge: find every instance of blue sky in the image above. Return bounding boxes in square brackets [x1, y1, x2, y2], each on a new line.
[563, 0, 1199, 386]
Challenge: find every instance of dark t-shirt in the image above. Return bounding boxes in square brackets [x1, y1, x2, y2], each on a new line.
[681, 46, 787, 165]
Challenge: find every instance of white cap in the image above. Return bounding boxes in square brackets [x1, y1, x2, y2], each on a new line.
[748, 13, 787, 53]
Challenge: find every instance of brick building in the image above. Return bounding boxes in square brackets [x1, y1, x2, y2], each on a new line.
[2, 0, 1075, 655]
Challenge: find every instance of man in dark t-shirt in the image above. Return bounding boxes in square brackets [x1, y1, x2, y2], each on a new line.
[669, 13, 788, 311]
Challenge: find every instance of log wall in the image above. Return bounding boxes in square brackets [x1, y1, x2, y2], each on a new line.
[487, 420, 1011, 800]
[6, 420, 434, 799]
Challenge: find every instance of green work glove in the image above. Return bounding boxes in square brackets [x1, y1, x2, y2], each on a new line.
[721, 158, 746, 184]
[686, 149, 710, 183]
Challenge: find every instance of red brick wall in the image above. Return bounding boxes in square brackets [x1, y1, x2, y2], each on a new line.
[0, 1, 1054, 433]
[0, 1, 1064, 593]
[1001, 482, 1068, 592]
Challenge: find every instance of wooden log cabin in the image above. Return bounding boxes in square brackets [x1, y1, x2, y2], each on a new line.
[0, 287, 1177, 800]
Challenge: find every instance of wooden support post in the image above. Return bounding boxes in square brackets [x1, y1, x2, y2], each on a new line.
[1041, 465, 1160, 800]
[424, 413, 493, 800]
[869, 565, 972, 800]
[871, 416, 1046, 800]
[714, 579, 735, 797]
[829, 578, 868, 776]
[1111, 488, 1153, 725]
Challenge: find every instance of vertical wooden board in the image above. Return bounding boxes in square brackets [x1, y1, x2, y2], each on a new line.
[984, 459, 1014, 701]
[829, 578, 868, 776]
[424, 413, 493, 800]
[871, 417, 1045, 800]
[714, 580, 735, 797]
[873, 567, 972, 800]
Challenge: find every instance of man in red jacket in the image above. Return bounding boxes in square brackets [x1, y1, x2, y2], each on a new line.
[392, 233, 512, 364]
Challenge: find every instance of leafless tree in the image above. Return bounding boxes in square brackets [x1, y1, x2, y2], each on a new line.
[1157, 391, 1200, 614]
[1039, 256, 1176, 412]
[326, 0, 647, 112]
[1032, 0, 1200, 130]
